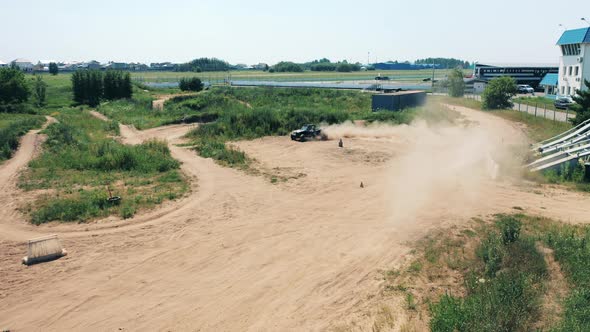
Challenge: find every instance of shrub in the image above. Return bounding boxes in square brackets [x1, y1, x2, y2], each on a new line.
[497, 215, 521, 244]
[0, 67, 30, 108]
[272, 61, 304, 72]
[476, 232, 505, 278]
[179, 77, 204, 92]
[431, 215, 546, 331]
[447, 68, 465, 97]
[49, 62, 59, 75]
[33, 75, 47, 107]
[482, 76, 517, 109]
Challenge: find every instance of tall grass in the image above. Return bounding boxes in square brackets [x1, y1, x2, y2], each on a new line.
[429, 215, 547, 332]
[544, 222, 590, 331]
[21, 108, 187, 223]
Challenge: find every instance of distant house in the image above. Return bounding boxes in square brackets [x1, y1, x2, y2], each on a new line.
[0, 60, 7, 68]
[77, 60, 101, 70]
[36, 60, 57, 72]
[373, 62, 441, 70]
[107, 62, 129, 70]
[128, 63, 148, 71]
[11, 58, 33, 72]
[87, 60, 102, 70]
[150, 62, 175, 71]
[252, 63, 269, 70]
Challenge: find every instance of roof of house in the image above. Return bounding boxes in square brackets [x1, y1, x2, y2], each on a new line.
[540, 73, 559, 86]
[0, 60, 6, 65]
[12, 58, 32, 64]
[476, 63, 558, 68]
[557, 27, 590, 45]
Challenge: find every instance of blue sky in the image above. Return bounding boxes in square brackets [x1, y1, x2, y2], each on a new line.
[1, 0, 590, 65]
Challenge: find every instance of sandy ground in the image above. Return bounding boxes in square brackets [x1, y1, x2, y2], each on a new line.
[1, 106, 590, 331]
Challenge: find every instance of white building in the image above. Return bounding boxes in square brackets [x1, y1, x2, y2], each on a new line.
[10, 58, 33, 72]
[557, 27, 590, 96]
[0, 60, 6, 68]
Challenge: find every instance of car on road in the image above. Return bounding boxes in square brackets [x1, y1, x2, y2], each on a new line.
[375, 76, 390, 81]
[516, 85, 535, 94]
[291, 124, 322, 142]
[554, 97, 575, 110]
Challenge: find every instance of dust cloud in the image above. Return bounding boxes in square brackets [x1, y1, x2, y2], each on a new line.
[322, 109, 524, 225]
[322, 121, 415, 141]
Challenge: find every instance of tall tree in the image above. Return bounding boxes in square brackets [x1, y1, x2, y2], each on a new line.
[33, 75, 47, 107]
[447, 69, 465, 97]
[570, 80, 590, 126]
[71, 70, 103, 107]
[482, 76, 517, 110]
[48, 62, 59, 75]
[0, 67, 30, 106]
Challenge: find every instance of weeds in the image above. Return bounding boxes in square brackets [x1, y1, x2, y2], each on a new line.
[429, 215, 546, 332]
[21, 109, 187, 223]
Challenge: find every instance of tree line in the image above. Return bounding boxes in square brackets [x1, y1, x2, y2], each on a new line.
[72, 70, 132, 107]
[0, 67, 47, 112]
[415, 58, 471, 69]
[175, 58, 231, 72]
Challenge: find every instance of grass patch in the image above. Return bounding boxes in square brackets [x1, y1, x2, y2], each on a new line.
[429, 215, 547, 332]
[0, 113, 45, 162]
[20, 108, 188, 224]
[379, 214, 590, 331]
[513, 96, 558, 112]
[539, 218, 590, 331]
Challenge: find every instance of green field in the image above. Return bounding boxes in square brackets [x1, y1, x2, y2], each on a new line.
[131, 69, 458, 84]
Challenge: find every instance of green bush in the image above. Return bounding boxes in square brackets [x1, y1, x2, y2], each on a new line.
[0, 67, 30, 107]
[476, 232, 505, 278]
[431, 215, 546, 331]
[179, 77, 204, 92]
[482, 76, 517, 110]
[272, 61, 304, 72]
[447, 68, 465, 97]
[497, 215, 521, 244]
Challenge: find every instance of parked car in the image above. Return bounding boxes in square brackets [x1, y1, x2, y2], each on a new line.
[516, 84, 535, 94]
[554, 97, 575, 110]
[375, 76, 390, 81]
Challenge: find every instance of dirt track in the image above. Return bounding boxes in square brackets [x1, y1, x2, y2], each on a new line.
[1, 106, 590, 331]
